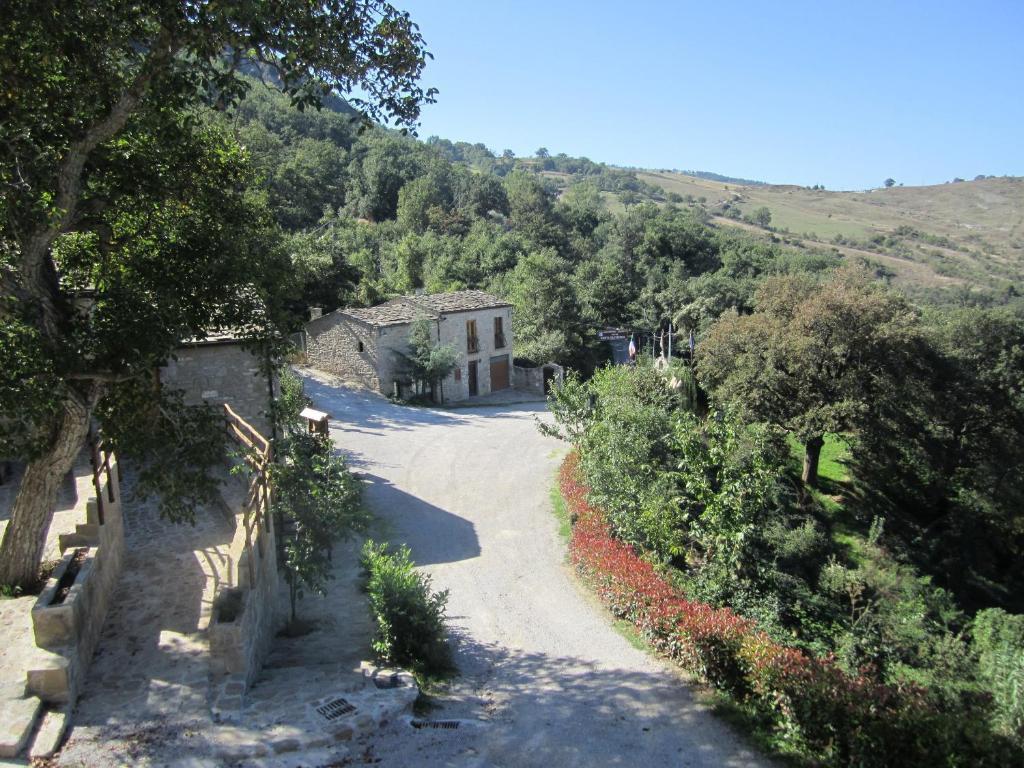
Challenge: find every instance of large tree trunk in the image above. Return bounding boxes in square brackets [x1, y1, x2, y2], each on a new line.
[802, 435, 825, 488]
[0, 390, 92, 589]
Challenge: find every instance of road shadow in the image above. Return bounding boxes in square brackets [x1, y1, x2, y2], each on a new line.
[406, 632, 770, 768]
[360, 473, 481, 566]
[301, 373, 471, 434]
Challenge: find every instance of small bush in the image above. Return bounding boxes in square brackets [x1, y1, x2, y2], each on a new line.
[973, 608, 1024, 742]
[361, 540, 452, 676]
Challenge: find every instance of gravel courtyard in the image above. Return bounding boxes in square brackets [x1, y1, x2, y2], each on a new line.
[302, 370, 769, 768]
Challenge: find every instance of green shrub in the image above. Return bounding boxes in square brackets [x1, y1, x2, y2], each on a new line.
[361, 540, 452, 676]
[973, 609, 1024, 742]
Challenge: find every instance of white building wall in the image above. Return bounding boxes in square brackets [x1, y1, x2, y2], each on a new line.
[438, 306, 513, 403]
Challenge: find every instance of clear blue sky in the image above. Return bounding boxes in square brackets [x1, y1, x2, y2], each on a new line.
[401, 1, 1023, 190]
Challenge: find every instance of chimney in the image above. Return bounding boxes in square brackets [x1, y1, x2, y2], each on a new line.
[309, 307, 322, 321]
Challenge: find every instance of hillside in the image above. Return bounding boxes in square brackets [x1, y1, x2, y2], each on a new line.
[635, 170, 1024, 293]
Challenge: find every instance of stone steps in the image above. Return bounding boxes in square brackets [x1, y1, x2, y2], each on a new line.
[0, 683, 43, 759]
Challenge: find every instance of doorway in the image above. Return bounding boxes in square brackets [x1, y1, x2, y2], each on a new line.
[468, 360, 479, 396]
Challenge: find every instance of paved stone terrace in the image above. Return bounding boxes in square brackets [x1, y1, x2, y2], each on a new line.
[56, 470, 237, 766]
[54, 471, 411, 767]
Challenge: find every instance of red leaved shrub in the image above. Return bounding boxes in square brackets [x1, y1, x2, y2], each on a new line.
[558, 451, 981, 766]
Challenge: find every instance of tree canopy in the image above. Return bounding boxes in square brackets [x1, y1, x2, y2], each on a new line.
[0, 0, 434, 587]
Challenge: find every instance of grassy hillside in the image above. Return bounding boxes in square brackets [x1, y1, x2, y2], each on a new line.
[636, 170, 1024, 293]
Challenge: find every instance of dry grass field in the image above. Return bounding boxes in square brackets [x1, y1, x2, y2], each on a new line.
[637, 171, 1024, 289]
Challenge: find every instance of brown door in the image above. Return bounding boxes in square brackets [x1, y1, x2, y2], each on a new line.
[490, 355, 510, 392]
[468, 360, 479, 396]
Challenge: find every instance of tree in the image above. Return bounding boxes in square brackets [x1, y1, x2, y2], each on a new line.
[696, 268, 920, 487]
[271, 371, 367, 623]
[0, 0, 433, 588]
[535, 147, 550, 159]
[752, 206, 772, 227]
[506, 248, 582, 365]
[885, 178, 896, 188]
[398, 317, 459, 401]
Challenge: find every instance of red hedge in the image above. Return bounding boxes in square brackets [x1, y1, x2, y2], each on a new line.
[559, 452, 960, 766]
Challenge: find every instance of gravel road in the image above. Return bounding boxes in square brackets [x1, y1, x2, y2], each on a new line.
[303, 371, 769, 768]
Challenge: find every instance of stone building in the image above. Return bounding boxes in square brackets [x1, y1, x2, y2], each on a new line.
[160, 334, 275, 436]
[305, 290, 514, 403]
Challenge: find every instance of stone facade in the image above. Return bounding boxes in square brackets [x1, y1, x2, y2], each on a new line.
[437, 306, 513, 402]
[305, 291, 515, 403]
[160, 339, 274, 436]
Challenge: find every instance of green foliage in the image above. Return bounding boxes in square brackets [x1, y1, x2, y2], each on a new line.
[697, 267, 921, 485]
[97, 381, 227, 525]
[395, 317, 460, 400]
[273, 370, 368, 621]
[360, 540, 452, 676]
[972, 609, 1024, 742]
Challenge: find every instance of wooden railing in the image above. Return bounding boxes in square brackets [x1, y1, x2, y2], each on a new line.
[467, 335, 480, 354]
[223, 404, 272, 585]
[88, 428, 117, 525]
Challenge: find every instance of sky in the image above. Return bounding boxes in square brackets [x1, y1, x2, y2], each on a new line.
[400, 1, 1024, 190]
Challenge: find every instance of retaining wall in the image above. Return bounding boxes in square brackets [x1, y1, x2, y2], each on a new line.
[28, 457, 124, 704]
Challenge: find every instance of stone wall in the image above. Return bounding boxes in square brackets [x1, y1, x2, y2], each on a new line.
[438, 306, 514, 402]
[209, 461, 281, 692]
[305, 313, 419, 398]
[160, 341, 273, 436]
[28, 457, 125, 704]
[305, 313, 382, 391]
[513, 362, 564, 395]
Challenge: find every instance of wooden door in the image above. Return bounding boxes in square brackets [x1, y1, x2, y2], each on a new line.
[468, 360, 478, 396]
[490, 355, 510, 392]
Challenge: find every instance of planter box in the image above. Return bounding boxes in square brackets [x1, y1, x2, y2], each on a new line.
[209, 588, 248, 677]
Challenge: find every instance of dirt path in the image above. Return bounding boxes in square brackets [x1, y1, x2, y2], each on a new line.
[303, 370, 769, 768]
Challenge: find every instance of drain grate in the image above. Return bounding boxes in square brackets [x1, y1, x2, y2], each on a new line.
[411, 719, 461, 730]
[316, 697, 357, 721]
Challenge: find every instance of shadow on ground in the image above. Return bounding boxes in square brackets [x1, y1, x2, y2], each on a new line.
[370, 631, 768, 768]
[359, 473, 480, 566]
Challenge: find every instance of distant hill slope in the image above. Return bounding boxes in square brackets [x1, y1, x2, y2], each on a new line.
[636, 170, 1024, 291]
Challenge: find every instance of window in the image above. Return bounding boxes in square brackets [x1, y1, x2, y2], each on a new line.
[466, 319, 479, 353]
[357, 340, 364, 353]
[494, 316, 506, 349]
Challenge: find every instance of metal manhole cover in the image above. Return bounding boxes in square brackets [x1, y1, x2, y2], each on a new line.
[411, 719, 461, 730]
[316, 697, 357, 721]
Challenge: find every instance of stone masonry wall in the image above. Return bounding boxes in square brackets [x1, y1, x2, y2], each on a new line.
[160, 342, 273, 436]
[305, 313, 417, 398]
[208, 453, 281, 694]
[305, 314, 381, 391]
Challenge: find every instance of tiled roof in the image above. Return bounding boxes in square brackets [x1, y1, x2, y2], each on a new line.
[341, 303, 423, 327]
[338, 291, 511, 328]
[404, 290, 512, 314]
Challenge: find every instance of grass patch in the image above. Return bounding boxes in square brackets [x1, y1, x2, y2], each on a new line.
[612, 619, 649, 652]
[549, 478, 572, 543]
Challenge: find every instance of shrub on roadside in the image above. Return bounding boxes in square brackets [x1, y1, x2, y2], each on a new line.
[360, 540, 452, 676]
[560, 451, 1018, 766]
